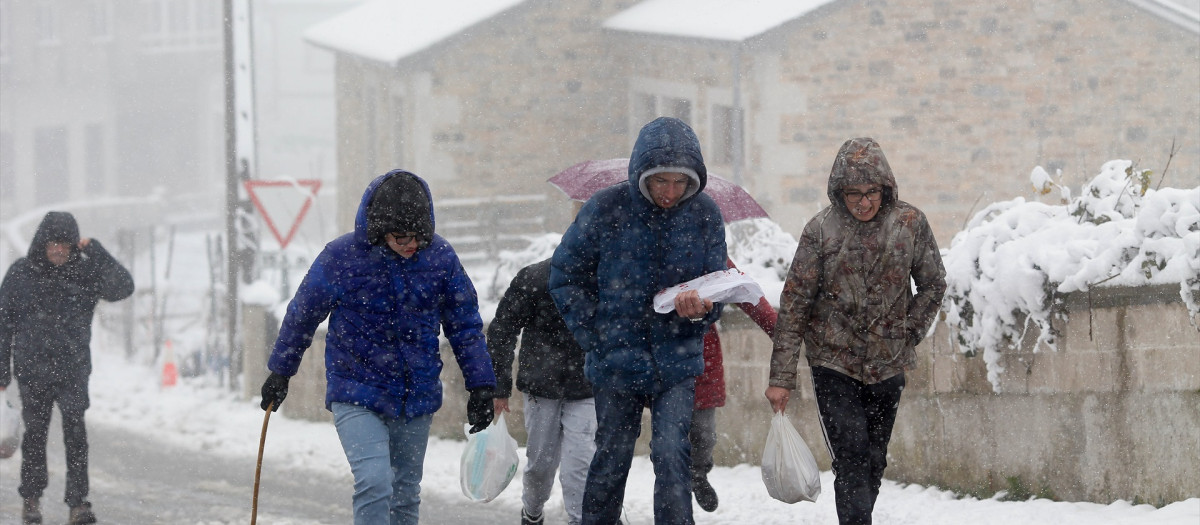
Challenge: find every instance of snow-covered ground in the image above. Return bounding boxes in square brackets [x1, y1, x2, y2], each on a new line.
[80, 339, 1198, 525]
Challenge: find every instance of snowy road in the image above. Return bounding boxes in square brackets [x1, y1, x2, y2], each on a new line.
[0, 417, 496, 524]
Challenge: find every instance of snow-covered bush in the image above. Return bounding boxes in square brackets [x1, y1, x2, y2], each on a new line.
[941, 159, 1200, 390]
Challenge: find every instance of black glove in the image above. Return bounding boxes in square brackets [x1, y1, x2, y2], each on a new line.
[260, 373, 290, 411]
[466, 387, 494, 434]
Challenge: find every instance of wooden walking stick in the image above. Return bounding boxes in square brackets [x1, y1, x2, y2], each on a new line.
[251, 401, 274, 525]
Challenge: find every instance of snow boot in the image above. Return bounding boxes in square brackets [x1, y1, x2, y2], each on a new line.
[520, 508, 544, 525]
[21, 497, 41, 524]
[67, 501, 97, 524]
[693, 476, 719, 512]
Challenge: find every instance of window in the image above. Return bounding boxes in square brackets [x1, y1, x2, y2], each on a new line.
[633, 92, 657, 127]
[630, 92, 694, 129]
[0, 0, 10, 62]
[36, 1, 60, 46]
[666, 97, 691, 125]
[141, 0, 221, 52]
[712, 105, 744, 166]
[34, 127, 69, 205]
[85, 124, 105, 192]
[89, 0, 113, 41]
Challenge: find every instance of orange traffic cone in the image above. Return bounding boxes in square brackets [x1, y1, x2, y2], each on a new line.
[162, 340, 178, 388]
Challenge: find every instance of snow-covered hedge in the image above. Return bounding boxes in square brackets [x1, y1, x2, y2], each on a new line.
[941, 160, 1200, 389]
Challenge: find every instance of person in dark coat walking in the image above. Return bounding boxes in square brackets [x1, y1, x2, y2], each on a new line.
[488, 258, 595, 525]
[551, 117, 727, 525]
[766, 138, 946, 525]
[0, 211, 135, 525]
[258, 170, 496, 525]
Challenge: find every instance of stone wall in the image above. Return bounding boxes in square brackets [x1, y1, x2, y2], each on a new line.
[894, 285, 1200, 503]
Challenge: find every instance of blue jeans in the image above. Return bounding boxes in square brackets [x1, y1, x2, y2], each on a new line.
[582, 378, 695, 525]
[332, 402, 433, 525]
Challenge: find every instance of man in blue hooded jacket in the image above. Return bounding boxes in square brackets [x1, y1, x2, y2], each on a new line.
[550, 117, 727, 525]
[259, 170, 496, 525]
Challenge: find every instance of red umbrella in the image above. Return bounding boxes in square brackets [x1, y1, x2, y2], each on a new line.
[548, 158, 769, 223]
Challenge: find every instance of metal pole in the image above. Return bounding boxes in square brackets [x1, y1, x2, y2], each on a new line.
[224, 0, 241, 390]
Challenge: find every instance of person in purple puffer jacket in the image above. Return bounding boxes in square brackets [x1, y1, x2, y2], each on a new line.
[259, 170, 496, 525]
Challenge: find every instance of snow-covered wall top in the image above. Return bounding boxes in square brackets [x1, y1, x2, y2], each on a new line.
[941, 159, 1200, 389]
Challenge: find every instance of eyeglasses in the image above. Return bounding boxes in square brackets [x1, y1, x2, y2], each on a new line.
[842, 188, 883, 203]
[387, 232, 419, 246]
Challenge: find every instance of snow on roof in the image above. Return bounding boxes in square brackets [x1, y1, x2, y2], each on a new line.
[1129, 0, 1200, 33]
[303, 0, 528, 64]
[604, 0, 1198, 42]
[602, 0, 840, 42]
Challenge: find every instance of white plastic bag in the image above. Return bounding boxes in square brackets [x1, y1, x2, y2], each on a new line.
[0, 389, 22, 459]
[460, 412, 519, 502]
[653, 268, 766, 314]
[761, 411, 821, 503]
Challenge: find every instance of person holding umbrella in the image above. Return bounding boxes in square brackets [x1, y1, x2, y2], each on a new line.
[550, 116, 727, 525]
[258, 170, 496, 525]
[766, 138, 946, 525]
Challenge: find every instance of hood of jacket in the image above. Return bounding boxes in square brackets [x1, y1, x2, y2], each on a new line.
[628, 117, 708, 207]
[826, 137, 899, 217]
[354, 170, 435, 248]
[27, 211, 81, 268]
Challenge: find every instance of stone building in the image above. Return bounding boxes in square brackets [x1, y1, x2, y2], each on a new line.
[309, 0, 1199, 244]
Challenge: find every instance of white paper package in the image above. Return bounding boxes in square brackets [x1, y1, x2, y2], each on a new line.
[653, 268, 766, 314]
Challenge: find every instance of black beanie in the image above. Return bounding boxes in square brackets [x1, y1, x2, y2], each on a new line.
[366, 173, 433, 246]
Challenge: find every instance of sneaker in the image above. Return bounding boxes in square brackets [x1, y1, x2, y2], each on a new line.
[68, 501, 97, 525]
[521, 508, 544, 525]
[21, 498, 41, 524]
[693, 476, 719, 512]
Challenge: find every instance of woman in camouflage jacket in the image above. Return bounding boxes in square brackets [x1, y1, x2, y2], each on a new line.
[765, 137, 946, 525]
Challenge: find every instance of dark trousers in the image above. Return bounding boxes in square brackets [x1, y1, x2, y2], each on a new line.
[811, 366, 905, 525]
[688, 407, 716, 482]
[17, 378, 91, 507]
[582, 379, 695, 525]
